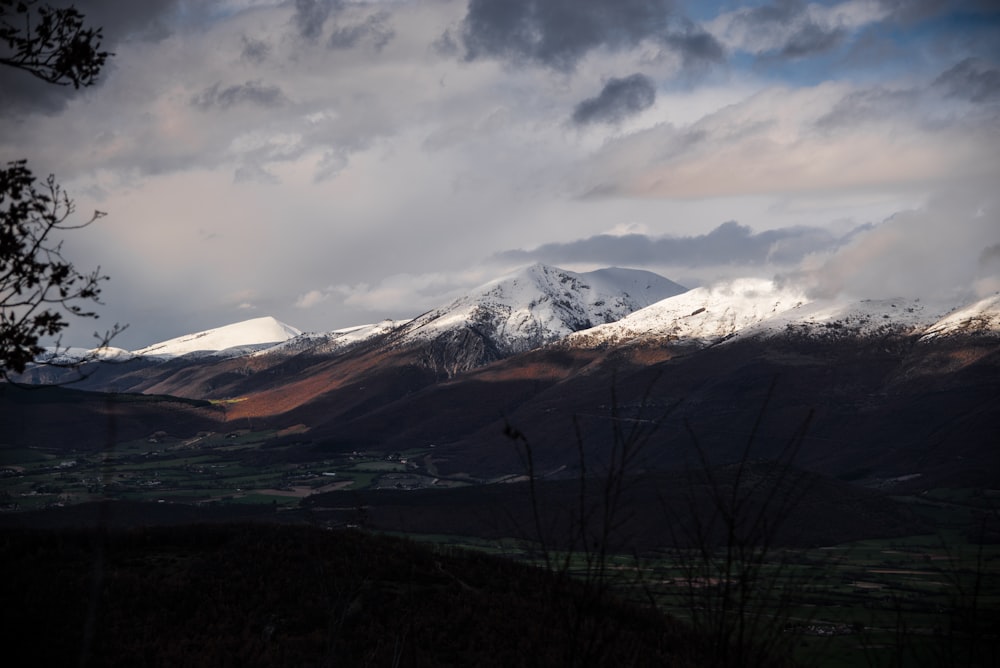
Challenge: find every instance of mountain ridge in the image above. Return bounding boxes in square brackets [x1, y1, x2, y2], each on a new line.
[3, 264, 999, 499]
[36, 265, 1000, 369]
[380, 263, 688, 374]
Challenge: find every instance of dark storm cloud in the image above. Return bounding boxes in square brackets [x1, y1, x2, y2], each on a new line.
[459, 0, 722, 71]
[874, 0, 952, 24]
[192, 81, 289, 111]
[874, 0, 1000, 30]
[328, 10, 395, 51]
[664, 26, 725, 67]
[0, 0, 187, 115]
[74, 0, 185, 45]
[495, 222, 850, 267]
[934, 58, 1000, 103]
[573, 74, 656, 125]
[0, 69, 77, 116]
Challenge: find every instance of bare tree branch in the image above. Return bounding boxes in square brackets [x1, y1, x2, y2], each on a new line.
[0, 0, 111, 88]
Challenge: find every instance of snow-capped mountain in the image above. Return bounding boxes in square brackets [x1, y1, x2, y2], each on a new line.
[9, 267, 999, 492]
[387, 263, 688, 373]
[565, 278, 809, 348]
[132, 316, 301, 359]
[23, 261, 1000, 402]
[565, 276, 1000, 350]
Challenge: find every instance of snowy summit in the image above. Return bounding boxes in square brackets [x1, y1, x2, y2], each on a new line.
[397, 263, 687, 353]
[132, 316, 301, 358]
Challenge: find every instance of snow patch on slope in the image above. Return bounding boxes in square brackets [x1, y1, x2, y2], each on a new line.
[329, 319, 412, 348]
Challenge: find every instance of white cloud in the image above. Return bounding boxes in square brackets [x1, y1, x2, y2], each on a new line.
[294, 289, 330, 309]
[792, 186, 1000, 301]
[604, 222, 651, 237]
[705, 0, 890, 56]
[575, 79, 998, 200]
[333, 267, 500, 313]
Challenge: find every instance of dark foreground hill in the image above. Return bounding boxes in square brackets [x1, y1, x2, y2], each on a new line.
[0, 523, 746, 668]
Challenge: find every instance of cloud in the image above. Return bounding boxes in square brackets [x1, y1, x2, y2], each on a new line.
[663, 24, 726, 68]
[4, 0, 997, 348]
[496, 221, 851, 267]
[324, 268, 503, 315]
[934, 58, 1000, 103]
[980, 242, 1000, 268]
[233, 162, 280, 184]
[75, 0, 188, 45]
[0, 0, 192, 115]
[874, 0, 956, 24]
[327, 10, 395, 51]
[294, 289, 330, 309]
[575, 71, 999, 199]
[293, 0, 341, 42]
[778, 21, 846, 59]
[814, 86, 920, 130]
[572, 74, 656, 125]
[706, 0, 887, 60]
[0, 69, 79, 116]
[192, 80, 289, 111]
[459, 0, 722, 71]
[240, 35, 271, 64]
[793, 187, 1000, 300]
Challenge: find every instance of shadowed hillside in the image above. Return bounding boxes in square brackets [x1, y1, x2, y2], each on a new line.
[0, 523, 737, 668]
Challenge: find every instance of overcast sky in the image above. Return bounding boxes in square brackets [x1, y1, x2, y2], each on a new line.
[2, 0, 999, 348]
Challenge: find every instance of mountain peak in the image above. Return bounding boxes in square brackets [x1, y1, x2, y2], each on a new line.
[394, 264, 688, 373]
[132, 316, 302, 358]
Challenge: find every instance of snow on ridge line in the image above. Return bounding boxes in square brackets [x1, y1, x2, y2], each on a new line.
[132, 316, 302, 357]
[920, 293, 1000, 339]
[566, 279, 1000, 349]
[37, 345, 136, 365]
[565, 277, 808, 347]
[250, 319, 413, 358]
[740, 296, 952, 341]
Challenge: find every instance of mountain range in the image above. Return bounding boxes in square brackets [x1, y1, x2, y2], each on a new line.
[5, 262, 1000, 495]
[34, 263, 1000, 365]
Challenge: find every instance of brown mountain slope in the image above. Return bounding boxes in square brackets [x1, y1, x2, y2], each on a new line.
[0, 384, 223, 451]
